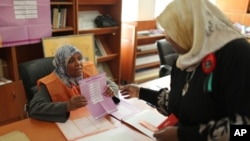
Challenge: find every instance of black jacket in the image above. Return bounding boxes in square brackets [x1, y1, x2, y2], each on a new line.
[139, 38, 250, 141]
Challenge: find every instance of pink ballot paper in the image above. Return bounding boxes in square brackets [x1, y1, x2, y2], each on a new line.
[79, 73, 117, 119]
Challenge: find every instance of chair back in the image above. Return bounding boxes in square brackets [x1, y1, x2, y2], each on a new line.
[156, 39, 178, 77]
[18, 57, 55, 103]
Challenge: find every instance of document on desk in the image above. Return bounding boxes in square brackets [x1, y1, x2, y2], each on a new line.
[56, 116, 115, 141]
[75, 128, 133, 141]
[121, 110, 166, 140]
[110, 99, 142, 120]
[79, 73, 117, 119]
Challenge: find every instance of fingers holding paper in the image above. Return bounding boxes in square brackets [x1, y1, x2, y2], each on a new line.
[103, 85, 115, 97]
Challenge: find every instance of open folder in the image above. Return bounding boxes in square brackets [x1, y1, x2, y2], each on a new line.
[119, 109, 166, 139]
[56, 116, 115, 141]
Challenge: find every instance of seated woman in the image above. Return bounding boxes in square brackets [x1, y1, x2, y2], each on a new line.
[29, 45, 119, 122]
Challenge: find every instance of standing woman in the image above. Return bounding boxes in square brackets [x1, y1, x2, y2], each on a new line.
[120, 0, 250, 140]
[29, 45, 118, 122]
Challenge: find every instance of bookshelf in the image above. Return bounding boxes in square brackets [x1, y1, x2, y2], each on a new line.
[76, 0, 122, 84]
[0, 0, 122, 125]
[121, 20, 165, 84]
[0, 0, 75, 125]
[50, 0, 76, 36]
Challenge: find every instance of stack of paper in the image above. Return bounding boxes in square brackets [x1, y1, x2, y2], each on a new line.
[56, 116, 115, 141]
[75, 128, 133, 141]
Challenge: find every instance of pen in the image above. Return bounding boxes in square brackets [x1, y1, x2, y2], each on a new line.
[146, 102, 156, 108]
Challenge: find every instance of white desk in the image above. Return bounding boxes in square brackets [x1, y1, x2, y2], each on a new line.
[139, 75, 170, 90]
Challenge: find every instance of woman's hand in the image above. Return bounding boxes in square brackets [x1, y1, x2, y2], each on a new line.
[67, 95, 88, 111]
[120, 84, 140, 98]
[153, 126, 179, 141]
[103, 85, 115, 97]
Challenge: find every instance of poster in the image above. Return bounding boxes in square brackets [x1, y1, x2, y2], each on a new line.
[0, 0, 52, 47]
[42, 34, 96, 63]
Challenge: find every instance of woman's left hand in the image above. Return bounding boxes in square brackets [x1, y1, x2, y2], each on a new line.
[153, 126, 179, 141]
[103, 85, 115, 97]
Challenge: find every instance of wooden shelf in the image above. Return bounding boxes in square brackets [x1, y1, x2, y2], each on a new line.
[52, 27, 74, 32]
[76, 0, 122, 84]
[78, 27, 119, 35]
[96, 54, 118, 63]
[50, 0, 76, 35]
[0, 0, 122, 125]
[121, 20, 165, 84]
[136, 62, 160, 70]
[50, 1, 74, 5]
[137, 49, 158, 55]
[78, 0, 117, 5]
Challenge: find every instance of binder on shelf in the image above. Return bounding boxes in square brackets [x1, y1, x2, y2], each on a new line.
[60, 8, 67, 28]
[94, 40, 103, 57]
[94, 39, 107, 57]
[95, 38, 107, 56]
[97, 62, 114, 80]
[52, 7, 67, 29]
[52, 8, 59, 29]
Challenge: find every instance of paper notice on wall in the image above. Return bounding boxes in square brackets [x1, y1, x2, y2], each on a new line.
[0, 0, 52, 47]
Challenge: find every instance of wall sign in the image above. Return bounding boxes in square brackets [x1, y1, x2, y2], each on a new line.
[0, 0, 52, 47]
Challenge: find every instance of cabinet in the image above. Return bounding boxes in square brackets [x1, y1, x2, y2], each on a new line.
[121, 20, 165, 84]
[0, 44, 44, 125]
[76, 0, 122, 84]
[0, 81, 27, 125]
[215, 0, 250, 25]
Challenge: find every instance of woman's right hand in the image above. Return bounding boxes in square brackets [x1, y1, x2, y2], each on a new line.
[67, 95, 88, 111]
[120, 84, 140, 98]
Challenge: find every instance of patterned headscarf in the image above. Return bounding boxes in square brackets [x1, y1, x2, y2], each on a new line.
[53, 45, 83, 87]
[157, 0, 244, 71]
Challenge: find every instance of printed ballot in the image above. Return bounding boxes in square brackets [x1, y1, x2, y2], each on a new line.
[79, 73, 117, 119]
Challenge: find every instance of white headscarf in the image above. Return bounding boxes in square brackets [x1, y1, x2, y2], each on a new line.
[157, 0, 244, 71]
[53, 45, 83, 87]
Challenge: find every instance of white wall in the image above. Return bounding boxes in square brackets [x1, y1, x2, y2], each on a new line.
[121, 0, 139, 21]
[154, 0, 173, 17]
[122, 0, 156, 21]
[137, 0, 155, 20]
[122, 0, 217, 21]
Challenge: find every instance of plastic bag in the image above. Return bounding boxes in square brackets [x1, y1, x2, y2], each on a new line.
[94, 15, 117, 27]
